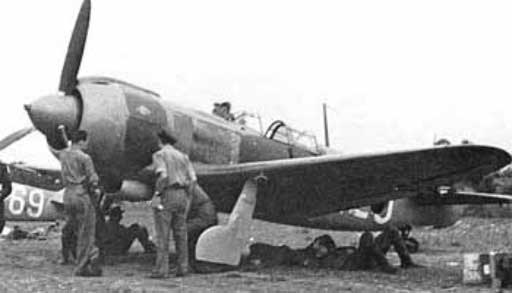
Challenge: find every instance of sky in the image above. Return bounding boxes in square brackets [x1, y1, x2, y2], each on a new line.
[1, 0, 512, 167]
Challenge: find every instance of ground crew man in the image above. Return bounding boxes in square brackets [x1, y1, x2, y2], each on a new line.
[373, 226, 418, 268]
[248, 227, 420, 273]
[306, 227, 420, 272]
[61, 206, 156, 262]
[150, 129, 196, 278]
[102, 206, 156, 255]
[396, 224, 419, 253]
[187, 184, 217, 269]
[58, 130, 102, 277]
[0, 163, 12, 234]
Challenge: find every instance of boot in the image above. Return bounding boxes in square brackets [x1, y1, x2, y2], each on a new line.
[379, 264, 398, 274]
[400, 257, 423, 269]
[88, 257, 103, 276]
[143, 241, 157, 254]
[396, 246, 422, 268]
[176, 265, 189, 277]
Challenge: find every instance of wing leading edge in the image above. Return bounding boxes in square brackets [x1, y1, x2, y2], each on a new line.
[3, 145, 509, 226]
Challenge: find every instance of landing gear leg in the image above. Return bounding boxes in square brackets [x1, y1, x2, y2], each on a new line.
[195, 178, 258, 266]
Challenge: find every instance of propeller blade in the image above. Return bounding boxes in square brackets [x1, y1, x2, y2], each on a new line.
[0, 127, 35, 152]
[58, 0, 91, 95]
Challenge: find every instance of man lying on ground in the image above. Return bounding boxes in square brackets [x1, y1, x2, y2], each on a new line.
[247, 226, 421, 273]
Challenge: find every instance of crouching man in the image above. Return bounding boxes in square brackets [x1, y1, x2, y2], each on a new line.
[61, 205, 156, 264]
[102, 206, 156, 256]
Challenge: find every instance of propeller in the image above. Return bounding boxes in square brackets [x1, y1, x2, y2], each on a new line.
[0, 127, 35, 152]
[25, 0, 90, 148]
[59, 0, 91, 95]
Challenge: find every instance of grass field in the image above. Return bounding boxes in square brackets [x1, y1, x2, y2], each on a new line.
[1, 203, 511, 292]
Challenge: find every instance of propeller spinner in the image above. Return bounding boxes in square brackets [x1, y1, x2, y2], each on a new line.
[25, 0, 90, 147]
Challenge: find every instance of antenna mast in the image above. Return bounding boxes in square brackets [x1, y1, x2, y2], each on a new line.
[323, 103, 330, 147]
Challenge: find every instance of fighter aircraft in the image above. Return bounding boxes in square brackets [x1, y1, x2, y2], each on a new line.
[2, 121, 511, 248]
[10, 0, 512, 264]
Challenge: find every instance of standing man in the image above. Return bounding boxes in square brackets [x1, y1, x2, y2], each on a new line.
[0, 163, 12, 234]
[59, 130, 102, 277]
[150, 129, 196, 278]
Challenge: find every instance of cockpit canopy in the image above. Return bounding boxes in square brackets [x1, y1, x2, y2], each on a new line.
[264, 120, 320, 154]
[233, 110, 333, 156]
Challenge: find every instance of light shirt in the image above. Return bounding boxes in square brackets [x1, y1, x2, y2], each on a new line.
[59, 145, 99, 187]
[152, 144, 196, 192]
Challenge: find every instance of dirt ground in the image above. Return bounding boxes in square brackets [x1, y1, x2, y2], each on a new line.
[2, 204, 512, 292]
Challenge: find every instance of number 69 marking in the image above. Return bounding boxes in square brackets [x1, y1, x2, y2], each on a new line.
[8, 186, 45, 218]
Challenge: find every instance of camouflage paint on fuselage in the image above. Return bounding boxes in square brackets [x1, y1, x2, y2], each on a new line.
[74, 77, 320, 190]
[27, 77, 466, 229]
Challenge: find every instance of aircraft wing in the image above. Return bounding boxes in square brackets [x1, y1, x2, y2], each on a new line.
[6, 162, 62, 191]
[195, 145, 510, 224]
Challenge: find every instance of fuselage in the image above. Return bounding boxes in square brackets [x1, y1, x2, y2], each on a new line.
[3, 183, 64, 222]
[18, 76, 462, 230]
[307, 198, 459, 231]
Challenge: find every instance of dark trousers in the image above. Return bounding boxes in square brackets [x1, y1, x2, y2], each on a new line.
[104, 224, 154, 255]
[64, 186, 100, 275]
[348, 231, 391, 270]
[187, 200, 217, 263]
[62, 217, 78, 262]
[153, 188, 189, 276]
[0, 200, 4, 235]
[374, 226, 413, 266]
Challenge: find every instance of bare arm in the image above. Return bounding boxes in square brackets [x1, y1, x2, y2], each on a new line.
[82, 154, 99, 185]
[151, 152, 166, 177]
[186, 156, 197, 183]
[152, 151, 168, 194]
[186, 156, 197, 195]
